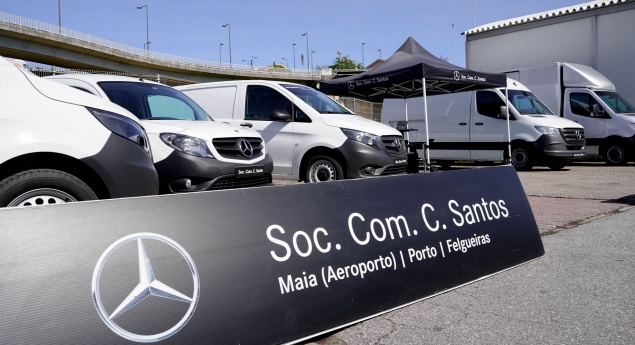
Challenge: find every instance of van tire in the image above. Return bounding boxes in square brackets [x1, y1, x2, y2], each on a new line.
[510, 145, 534, 171]
[0, 169, 98, 207]
[305, 156, 343, 183]
[602, 142, 628, 165]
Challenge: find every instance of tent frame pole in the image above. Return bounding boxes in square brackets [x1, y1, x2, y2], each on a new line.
[422, 77, 431, 172]
[505, 86, 511, 165]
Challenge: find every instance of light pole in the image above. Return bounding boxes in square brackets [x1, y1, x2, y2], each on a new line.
[251, 56, 258, 69]
[281, 57, 288, 67]
[378, 48, 382, 60]
[311, 50, 316, 70]
[219, 43, 224, 67]
[302, 32, 309, 73]
[136, 5, 150, 51]
[362, 42, 365, 68]
[452, 24, 455, 64]
[222, 23, 232, 68]
[57, 0, 61, 34]
[292, 43, 296, 70]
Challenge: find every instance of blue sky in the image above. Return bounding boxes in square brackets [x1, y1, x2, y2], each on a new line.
[1, 0, 587, 69]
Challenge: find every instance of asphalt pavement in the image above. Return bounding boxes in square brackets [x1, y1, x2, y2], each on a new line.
[288, 162, 635, 345]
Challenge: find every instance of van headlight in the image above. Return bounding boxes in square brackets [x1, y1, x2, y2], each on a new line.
[534, 126, 560, 135]
[88, 107, 151, 157]
[160, 133, 214, 158]
[341, 128, 381, 150]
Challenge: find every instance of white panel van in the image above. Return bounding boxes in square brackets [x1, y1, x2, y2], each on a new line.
[0, 56, 158, 206]
[177, 80, 407, 182]
[382, 79, 586, 170]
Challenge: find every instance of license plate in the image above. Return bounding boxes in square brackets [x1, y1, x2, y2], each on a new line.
[394, 158, 407, 165]
[236, 166, 264, 178]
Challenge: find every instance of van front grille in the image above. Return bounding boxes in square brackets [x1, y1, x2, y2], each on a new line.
[381, 136, 407, 155]
[209, 173, 272, 190]
[212, 137, 264, 160]
[561, 128, 585, 144]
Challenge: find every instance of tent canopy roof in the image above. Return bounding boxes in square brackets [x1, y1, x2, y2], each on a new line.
[318, 37, 506, 100]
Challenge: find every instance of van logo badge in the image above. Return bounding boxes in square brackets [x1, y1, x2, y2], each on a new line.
[394, 139, 403, 151]
[239, 138, 254, 158]
[454, 71, 460, 81]
[348, 81, 355, 90]
[92, 233, 200, 343]
[575, 130, 582, 139]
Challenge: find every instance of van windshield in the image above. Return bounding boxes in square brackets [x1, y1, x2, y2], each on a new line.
[506, 89, 554, 115]
[282, 84, 352, 115]
[596, 91, 635, 114]
[98, 81, 211, 121]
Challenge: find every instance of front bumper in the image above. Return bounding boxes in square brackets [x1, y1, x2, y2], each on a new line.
[82, 133, 159, 198]
[154, 151, 274, 193]
[336, 139, 408, 179]
[532, 134, 586, 161]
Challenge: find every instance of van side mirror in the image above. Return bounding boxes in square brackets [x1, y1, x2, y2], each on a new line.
[591, 104, 599, 117]
[270, 110, 292, 122]
[498, 106, 509, 119]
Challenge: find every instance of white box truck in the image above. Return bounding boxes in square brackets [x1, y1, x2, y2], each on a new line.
[505, 62, 635, 165]
[177, 80, 407, 183]
[382, 79, 586, 170]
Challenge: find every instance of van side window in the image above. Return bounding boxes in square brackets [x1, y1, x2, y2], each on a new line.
[476, 91, 505, 118]
[570, 93, 605, 117]
[147, 95, 196, 120]
[246, 85, 292, 120]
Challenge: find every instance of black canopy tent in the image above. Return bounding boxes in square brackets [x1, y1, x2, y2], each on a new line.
[317, 37, 509, 170]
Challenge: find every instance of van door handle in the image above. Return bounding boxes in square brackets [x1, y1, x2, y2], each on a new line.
[474, 122, 484, 126]
[459, 122, 467, 126]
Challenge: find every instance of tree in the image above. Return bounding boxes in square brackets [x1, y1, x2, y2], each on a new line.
[323, 55, 363, 70]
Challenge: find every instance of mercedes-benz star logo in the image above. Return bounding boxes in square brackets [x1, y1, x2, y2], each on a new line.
[575, 130, 582, 139]
[394, 139, 403, 151]
[92, 233, 200, 343]
[239, 138, 254, 158]
[453, 71, 461, 81]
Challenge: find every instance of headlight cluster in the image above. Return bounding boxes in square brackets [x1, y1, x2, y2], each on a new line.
[341, 128, 380, 150]
[88, 107, 151, 157]
[534, 126, 560, 135]
[160, 133, 214, 158]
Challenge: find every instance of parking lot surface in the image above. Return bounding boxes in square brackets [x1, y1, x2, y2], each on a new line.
[284, 162, 635, 345]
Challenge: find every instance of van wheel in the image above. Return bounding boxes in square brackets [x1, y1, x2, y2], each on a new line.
[510, 145, 534, 171]
[603, 143, 628, 165]
[436, 160, 454, 170]
[305, 156, 343, 183]
[0, 169, 98, 207]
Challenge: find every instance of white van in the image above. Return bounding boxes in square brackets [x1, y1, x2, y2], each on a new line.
[177, 80, 407, 182]
[382, 79, 586, 170]
[0, 56, 158, 206]
[47, 74, 274, 193]
[505, 62, 635, 165]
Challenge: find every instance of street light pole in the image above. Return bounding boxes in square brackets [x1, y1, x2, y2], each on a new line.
[251, 56, 258, 70]
[222, 23, 232, 68]
[378, 48, 382, 60]
[220, 43, 224, 67]
[311, 50, 316, 70]
[302, 32, 309, 73]
[281, 58, 288, 67]
[58, 0, 61, 34]
[292, 43, 296, 70]
[362, 42, 365, 68]
[136, 5, 150, 51]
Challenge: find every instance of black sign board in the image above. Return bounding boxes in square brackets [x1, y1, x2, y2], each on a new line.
[0, 166, 543, 344]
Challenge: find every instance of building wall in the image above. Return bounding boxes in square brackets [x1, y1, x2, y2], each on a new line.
[466, 2, 635, 104]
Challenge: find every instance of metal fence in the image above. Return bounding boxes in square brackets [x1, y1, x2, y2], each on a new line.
[339, 97, 382, 122]
[0, 12, 325, 77]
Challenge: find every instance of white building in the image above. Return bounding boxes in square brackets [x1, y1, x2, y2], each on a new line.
[464, 0, 635, 104]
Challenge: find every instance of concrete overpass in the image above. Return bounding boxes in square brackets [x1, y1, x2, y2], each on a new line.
[0, 12, 330, 86]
